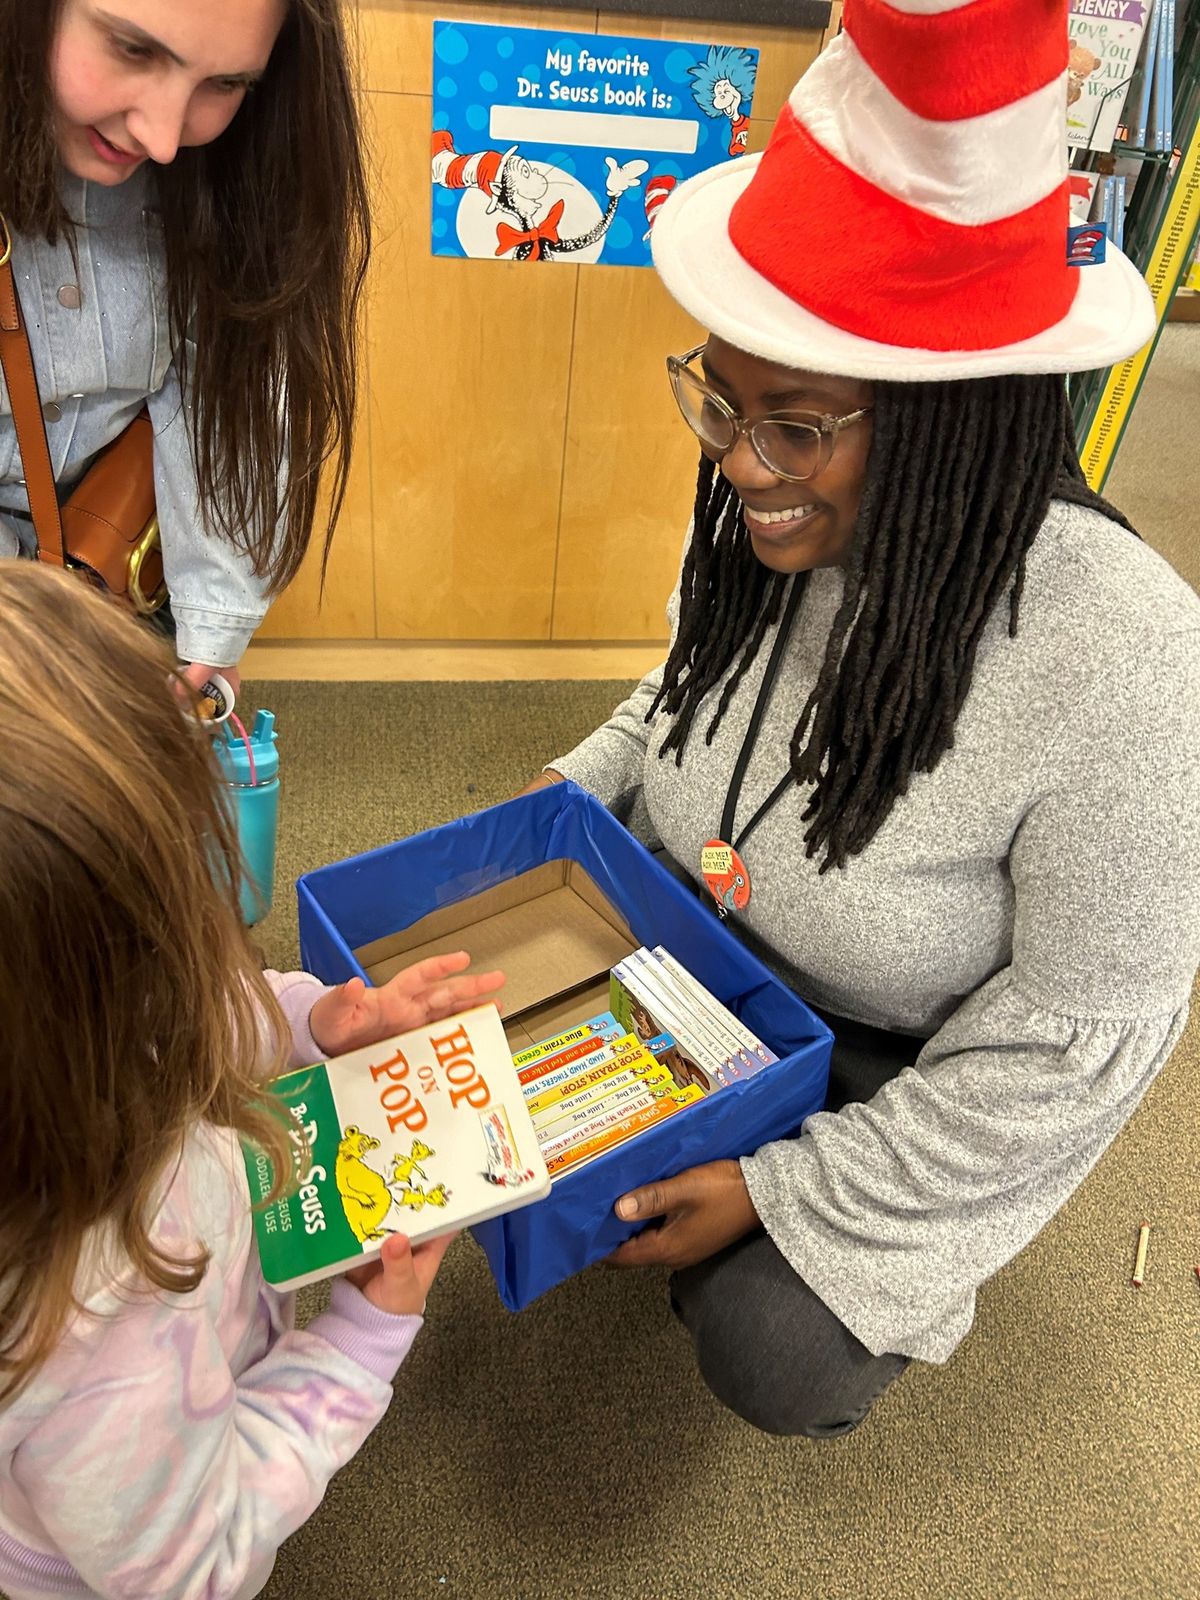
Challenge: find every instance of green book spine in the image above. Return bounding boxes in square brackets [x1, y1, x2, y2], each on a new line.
[242, 1064, 362, 1287]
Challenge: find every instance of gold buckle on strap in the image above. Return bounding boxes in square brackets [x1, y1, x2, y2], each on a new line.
[128, 516, 168, 615]
[0, 214, 11, 268]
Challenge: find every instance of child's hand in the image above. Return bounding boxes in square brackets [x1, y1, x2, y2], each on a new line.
[345, 1231, 456, 1317]
[309, 952, 505, 1057]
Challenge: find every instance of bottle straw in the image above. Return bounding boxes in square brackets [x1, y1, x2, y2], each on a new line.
[227, 712, 257, 788]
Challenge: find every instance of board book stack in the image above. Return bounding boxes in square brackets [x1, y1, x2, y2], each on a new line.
[516, 946, 778, 1178]
[242, 1004, 551, 1291]
[614, 945, 778, 1087]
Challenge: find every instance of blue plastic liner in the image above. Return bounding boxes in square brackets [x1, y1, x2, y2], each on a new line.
[297, 781, 832, 1310]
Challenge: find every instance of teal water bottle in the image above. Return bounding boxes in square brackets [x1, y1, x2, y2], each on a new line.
[215, 711, 280, 926]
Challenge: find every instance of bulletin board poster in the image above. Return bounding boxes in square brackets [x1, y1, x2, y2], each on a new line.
[430, 21, 759, 268]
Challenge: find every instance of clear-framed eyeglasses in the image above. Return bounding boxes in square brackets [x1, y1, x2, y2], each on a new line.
[666, 344, 873, 484]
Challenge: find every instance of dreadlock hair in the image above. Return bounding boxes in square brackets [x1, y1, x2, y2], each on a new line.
[648, 373, 1136, 874]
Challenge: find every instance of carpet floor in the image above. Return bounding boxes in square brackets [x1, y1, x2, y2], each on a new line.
[1106, 324, 1197, 592]
[243, 678, 1199, 1600]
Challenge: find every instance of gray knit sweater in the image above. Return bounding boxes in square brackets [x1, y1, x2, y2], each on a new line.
[551, 500, 1200, 1362]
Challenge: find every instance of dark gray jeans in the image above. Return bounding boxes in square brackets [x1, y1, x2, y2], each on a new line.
[651, 848, 922, 1437]
[669, 1012, 921, 1438]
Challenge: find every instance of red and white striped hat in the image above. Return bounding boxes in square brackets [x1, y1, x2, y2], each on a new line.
[652, 0, 1154, 380]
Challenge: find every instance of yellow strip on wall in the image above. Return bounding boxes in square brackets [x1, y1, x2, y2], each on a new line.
[1081, 116, 1200, 491]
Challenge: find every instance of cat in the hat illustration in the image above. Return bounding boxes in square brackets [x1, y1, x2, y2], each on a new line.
[432, 130, 647, 261]
[642, 172, 678, 242]
[687, 44, 757, 158]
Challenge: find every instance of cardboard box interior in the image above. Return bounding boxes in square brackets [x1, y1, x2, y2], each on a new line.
[353, 860, 637, 1051]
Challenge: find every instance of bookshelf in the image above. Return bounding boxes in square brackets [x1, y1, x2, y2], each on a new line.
[1071, 0, 1200, 489]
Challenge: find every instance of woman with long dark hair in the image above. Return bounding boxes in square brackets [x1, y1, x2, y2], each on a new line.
[0, 0, 369, 691]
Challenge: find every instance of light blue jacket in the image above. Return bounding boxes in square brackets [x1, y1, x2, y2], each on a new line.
[0, 170, 272, 666]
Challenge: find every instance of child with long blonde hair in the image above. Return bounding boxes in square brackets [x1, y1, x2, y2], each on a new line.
[0, 564, 503, 1599]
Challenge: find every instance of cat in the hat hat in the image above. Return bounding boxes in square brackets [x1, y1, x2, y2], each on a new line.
[432, 129, 647, 261]
[532, 0, 1199, 1437]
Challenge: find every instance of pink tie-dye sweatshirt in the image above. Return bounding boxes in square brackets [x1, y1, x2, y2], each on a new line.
[0, 972, 424, 1600]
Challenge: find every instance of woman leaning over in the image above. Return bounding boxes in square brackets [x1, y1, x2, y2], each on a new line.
[0, 0, 368, 691]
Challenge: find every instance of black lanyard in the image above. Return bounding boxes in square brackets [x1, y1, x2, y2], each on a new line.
[718, 573, 806, 855]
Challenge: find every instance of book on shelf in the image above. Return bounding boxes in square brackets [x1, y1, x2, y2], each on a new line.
[1095, 173, 1115, 241]
[1122, 0, 1160, 145]
[1112, 174, 1128, 247]
[1120, 0, 1175, 150]
[1155, 0, 1175, 151]
[243, 1004, 551, 1292]
[1069, 169, 1102, 221]
[1067, 0, 1153, 152]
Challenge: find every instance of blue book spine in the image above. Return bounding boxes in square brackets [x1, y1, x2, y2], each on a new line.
[1107, 180, 1126, 241]
[1152, 0, 1169, 150]
[1133, 0, 1159, 147]
[1112, 175, 1127, 249]
[1088, 171, 1102, 223]
[1163, 0, 1176, 151]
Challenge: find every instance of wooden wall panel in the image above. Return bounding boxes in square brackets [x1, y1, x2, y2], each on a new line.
[262, 4, 823, 648]
[258, 88, 381, 640]
[255, 415, 377, 638]
[367, 92, 576, 639]
[745, 117, 775, 155]
[551, 270, 700, 640]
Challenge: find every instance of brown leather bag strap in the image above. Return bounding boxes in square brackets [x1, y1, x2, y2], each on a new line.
[0, 217, 66, 567]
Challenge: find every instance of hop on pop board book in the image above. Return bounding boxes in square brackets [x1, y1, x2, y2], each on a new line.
[243, 1004, 551, 1292]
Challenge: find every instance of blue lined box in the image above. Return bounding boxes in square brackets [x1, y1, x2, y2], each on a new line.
[297, 781, 831, 1310]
